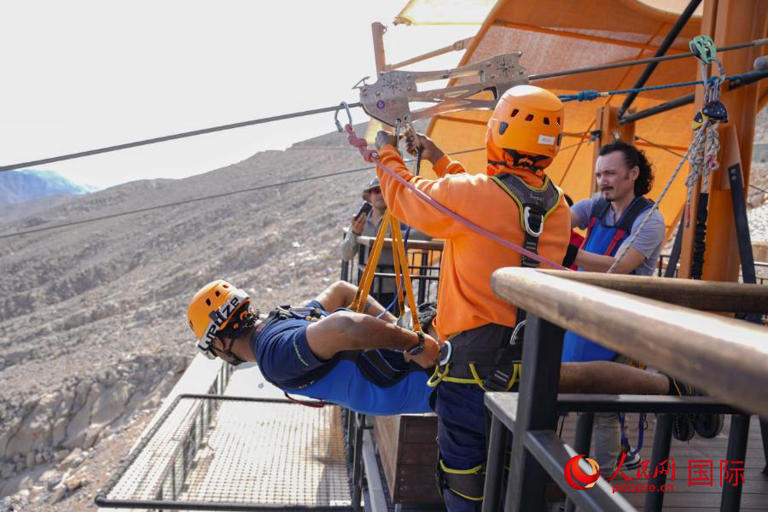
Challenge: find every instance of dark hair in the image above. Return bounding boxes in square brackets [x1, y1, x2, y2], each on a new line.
[598, 140, 654, 196]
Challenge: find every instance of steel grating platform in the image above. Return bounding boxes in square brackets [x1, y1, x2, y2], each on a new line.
[96, 394, 352, 510]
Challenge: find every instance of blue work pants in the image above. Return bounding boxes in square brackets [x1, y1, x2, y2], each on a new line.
[433, 381, 487, 512]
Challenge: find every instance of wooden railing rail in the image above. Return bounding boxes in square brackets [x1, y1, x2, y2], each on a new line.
[491, 268, 768, 418]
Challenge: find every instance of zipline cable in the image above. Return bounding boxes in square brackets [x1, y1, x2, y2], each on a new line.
[0, 147, 484, 241]
[0, 103, 363, 173]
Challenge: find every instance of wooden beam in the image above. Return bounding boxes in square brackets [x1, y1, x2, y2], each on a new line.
[387, 37, 473, 71]
[372, 22, 387, 73]
[491, 267, 768, 419]
[700, 0, 767, 282]
[537, 269, 768, 312]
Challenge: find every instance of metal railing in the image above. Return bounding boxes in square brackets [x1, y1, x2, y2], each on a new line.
[484, 268, 768, 511]
[340, 235, 444, 307]
[657, 253, 768, 285]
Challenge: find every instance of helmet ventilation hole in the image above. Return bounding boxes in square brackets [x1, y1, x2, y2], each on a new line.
[223, 283, 230, 288]
[499, 122, 509, 135]
[510, 109, 519, 117]
[215, 290, 220, 297]
[525, 114, 534, 122]
[556, 117, 561, 126]
[543, 117, 550, 125]
[205, 298, 211, 306]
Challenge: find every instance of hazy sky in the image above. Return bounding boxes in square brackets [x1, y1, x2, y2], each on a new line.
[1, 1, 474, 189]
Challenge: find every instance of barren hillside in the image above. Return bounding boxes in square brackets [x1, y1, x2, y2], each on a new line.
[0, 128, 374, 510]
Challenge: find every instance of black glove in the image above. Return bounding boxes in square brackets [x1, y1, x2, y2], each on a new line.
[562, 243, 579, 268]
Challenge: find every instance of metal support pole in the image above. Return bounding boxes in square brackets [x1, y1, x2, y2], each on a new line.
[644, 414, 673, 512]
[565, 412, 596, 512]
[351, 413, 365, 511]
[506, 316, 564, 512]
[483, 416, 511, 512]
[721, 414, 750, 511]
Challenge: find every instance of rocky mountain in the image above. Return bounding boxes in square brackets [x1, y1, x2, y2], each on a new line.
[0, 128, 374, 510]
[0, 170, 94, 207]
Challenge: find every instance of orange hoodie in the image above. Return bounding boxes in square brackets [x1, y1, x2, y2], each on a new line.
[376, 144, 571, 339]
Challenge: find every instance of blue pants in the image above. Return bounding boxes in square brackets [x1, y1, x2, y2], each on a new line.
[434, 381, 487, 512]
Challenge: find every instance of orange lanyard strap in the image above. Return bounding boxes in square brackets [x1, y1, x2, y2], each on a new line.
[349, 211, 391, 313]
[348, 211, 422, 333]
[390, 216, 421, 332]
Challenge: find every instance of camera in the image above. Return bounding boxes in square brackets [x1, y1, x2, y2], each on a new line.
[354, 201, 373, 221]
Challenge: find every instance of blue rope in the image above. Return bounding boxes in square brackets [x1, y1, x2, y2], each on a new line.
[618, 413, 647, 458]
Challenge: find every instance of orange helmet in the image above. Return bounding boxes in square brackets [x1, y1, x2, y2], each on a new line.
[187, 279, 254, 359]
[487, 85, 564, 160]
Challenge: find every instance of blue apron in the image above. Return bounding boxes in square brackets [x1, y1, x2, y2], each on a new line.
[561, 197, 651, 362]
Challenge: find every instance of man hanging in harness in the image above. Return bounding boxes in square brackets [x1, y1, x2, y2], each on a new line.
[374, 85, 571, 511]
[187, 279, 441, 415]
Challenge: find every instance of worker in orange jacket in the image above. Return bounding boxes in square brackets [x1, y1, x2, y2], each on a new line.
[374, 85, 571, 511]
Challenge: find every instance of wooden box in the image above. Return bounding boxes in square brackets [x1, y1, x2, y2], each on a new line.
[373, 413, 443, 504]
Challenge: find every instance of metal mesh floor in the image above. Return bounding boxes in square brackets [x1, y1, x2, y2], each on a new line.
[97, 394, 352, 510]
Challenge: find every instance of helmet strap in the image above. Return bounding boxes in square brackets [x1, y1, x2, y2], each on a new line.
[489, 149, 550, 173]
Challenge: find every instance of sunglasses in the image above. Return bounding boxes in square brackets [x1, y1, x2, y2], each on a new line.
[368, 187, 381, 195]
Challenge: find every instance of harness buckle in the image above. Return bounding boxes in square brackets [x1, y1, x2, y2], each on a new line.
[484, 369, 512, 392]
[522, 206, 544, 237]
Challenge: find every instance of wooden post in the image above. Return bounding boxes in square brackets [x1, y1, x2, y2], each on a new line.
[372, 22, 387, 73]
[592, 106, 636, 193]
[679, 0, 767, 280]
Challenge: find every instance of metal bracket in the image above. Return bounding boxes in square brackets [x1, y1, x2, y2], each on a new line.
[358, 53, 528, 127]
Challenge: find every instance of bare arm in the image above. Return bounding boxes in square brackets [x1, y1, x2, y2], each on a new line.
[312, 280, 397, 322]
[574, 246, 645, 274]
[305, 311, 440, 368]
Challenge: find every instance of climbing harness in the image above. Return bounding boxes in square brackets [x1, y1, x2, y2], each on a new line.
[438, 460, 485, 502]
[259, 305, 429, 399]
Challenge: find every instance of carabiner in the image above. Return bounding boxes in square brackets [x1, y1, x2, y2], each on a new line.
[335, 101, 353, 133]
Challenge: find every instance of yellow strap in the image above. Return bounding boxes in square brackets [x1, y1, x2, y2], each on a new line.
[429, 363, 520, 391]
[390, 217, 421, 331]
[349, 211, 422, 336]
[389, 217, 406, 317]
[349, 211, 391, 312]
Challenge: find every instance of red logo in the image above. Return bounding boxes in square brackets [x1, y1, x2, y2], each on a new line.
[564, 455, 601, 490]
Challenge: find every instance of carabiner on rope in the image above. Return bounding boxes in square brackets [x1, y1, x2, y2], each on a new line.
[335, 101, 353, 133]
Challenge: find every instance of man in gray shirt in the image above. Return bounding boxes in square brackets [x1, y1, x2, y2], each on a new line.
[562, 140, 666, 475]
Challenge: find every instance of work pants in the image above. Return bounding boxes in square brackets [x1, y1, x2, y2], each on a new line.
[434, 381, 487, 512]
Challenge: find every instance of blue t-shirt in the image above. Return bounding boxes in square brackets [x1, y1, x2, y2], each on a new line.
[252, 301, 432, 415]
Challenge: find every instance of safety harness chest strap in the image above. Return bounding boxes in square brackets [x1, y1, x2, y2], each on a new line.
[478, 173, 561, 391]
[586, 196, 655, 256]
